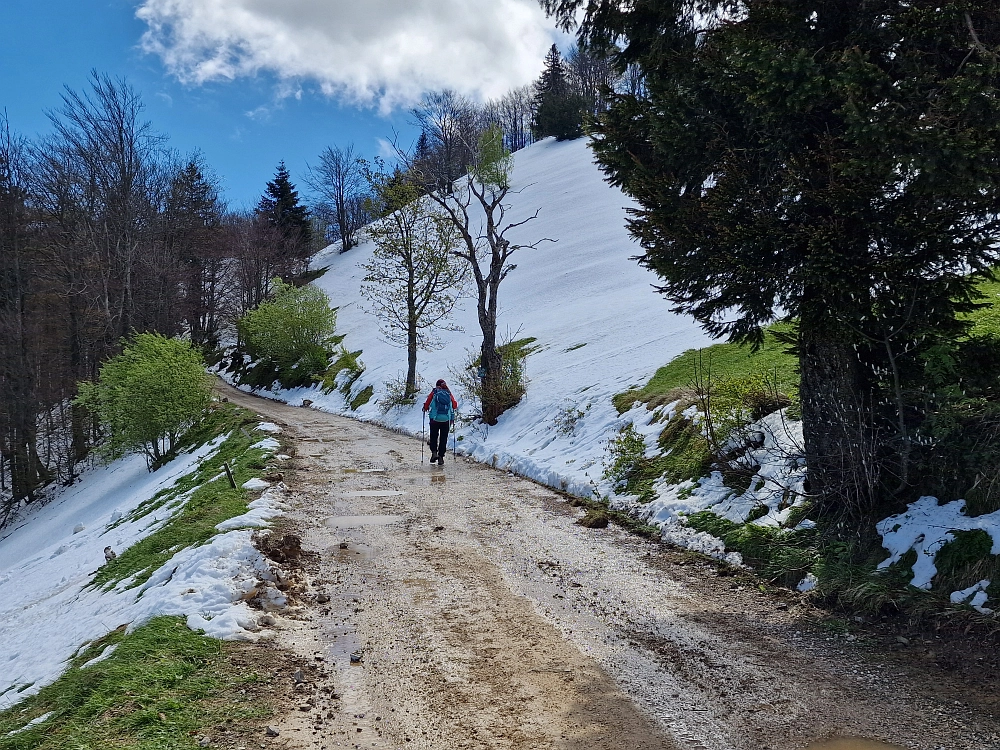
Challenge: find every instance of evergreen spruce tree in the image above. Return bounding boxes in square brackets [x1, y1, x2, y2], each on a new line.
[257, 161, 312, 263]
[544, 1, 1000, 518]
[532, 44, 585, 140]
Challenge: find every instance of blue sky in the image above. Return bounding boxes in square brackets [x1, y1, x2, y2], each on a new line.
[0, 0, 558, 208]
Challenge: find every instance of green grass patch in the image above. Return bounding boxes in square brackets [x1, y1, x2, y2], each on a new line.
[684, 511, 818, 587]
[601, 415, 715, 504]
[349, 384, 374, 411]
[321, 346, 364, 395]
[501, 336, 541, 359]
[93, 403, 277, 590]
[0, 617, 275, 750]
[613, 323, 798, 414]
[933, 530, 1000, 594]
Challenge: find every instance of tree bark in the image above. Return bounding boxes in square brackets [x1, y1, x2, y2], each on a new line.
[799, 306, 877, 520]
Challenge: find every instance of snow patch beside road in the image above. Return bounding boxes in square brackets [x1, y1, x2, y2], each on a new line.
[0, 425, 284, 707]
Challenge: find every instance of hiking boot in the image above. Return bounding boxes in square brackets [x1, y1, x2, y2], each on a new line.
[430, 453, 438, 462]
[437, 455, 445, 465]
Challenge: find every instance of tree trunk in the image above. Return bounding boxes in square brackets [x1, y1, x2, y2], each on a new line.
[479, 303, 502, 425]
[406, 313, 418, 399]
[799, 309, 878, 520]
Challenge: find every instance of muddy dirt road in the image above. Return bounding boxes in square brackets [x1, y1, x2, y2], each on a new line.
[221, 383, 1000, 750]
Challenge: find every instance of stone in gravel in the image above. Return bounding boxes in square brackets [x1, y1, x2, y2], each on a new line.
[316, 592, 330, 604]
[258, 614, 277, 627]
[265, 726, 280, 737]
[350, 651, 363, 664]
[339, 541, 349, 549]
[293, 668, 305, 684]
[198, 737, 211, 747]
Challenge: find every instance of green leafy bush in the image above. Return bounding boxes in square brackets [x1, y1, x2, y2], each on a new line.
[76, 334, 212, 467]
[602, 424, 647, 488]
[237, 280, 338, 389]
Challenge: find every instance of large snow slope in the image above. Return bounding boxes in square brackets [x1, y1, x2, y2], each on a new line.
[267, 137, 714, 495]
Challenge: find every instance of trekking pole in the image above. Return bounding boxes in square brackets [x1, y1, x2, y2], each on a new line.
[421, 410, 426, 464]
[452, 417, 457, 458]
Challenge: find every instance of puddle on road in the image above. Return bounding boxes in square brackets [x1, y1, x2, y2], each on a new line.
[325, 515, 404, 529]
[331, 543, 374, 562]
[403, 475, 447, 486]
[804, 739, 904, 750]
[342, 490, 405, 497]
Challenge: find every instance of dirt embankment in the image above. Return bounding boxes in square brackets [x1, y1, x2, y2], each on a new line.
[221, 382, 1000, 750]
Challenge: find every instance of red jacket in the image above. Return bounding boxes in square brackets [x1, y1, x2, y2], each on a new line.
[423, 388, 458, 418]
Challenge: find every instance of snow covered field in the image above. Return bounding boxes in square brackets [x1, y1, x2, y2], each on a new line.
[0, 427, 285, 708]
[248, 137, 715, 497]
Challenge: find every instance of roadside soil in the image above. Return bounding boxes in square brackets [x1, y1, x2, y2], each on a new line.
[221, 382, 1000, 750]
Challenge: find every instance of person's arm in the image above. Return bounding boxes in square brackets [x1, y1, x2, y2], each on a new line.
[450, 393, 458, 409]
[423, 391, 433, 411]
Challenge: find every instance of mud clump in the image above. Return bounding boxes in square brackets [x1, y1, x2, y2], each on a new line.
[577, 509, 609, 529]
[257, 533, 304, 564]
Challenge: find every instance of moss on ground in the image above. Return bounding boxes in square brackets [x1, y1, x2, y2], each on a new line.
[0, 617, 276, 750]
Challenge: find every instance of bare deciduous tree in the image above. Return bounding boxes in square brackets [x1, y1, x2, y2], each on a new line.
[405, 124, 553, 424]
[307, 143, 369, 253]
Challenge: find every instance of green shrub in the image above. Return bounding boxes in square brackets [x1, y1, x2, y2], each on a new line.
[602, 424, 647, 488]
[452, 336, 537, 420]
[933, 530, 1000, 593]
[237, 279, 338, 389]
[76, 334, 212, 467]
[379, 374, 421, 413]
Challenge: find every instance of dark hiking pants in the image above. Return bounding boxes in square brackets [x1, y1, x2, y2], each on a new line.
[429, 419, 450, 459]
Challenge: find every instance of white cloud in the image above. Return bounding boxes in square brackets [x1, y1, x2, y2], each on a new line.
[136, 0, 556, 110]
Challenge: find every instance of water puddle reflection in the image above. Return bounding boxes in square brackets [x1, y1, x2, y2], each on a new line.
[325, 514, 404, 529]
[402, 475, 447, 485]
[327, 542, 374, 563]
[804, 739, 904, 750]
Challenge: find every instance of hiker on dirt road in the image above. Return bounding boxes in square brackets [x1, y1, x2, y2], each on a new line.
[423, 379, 457, 465]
